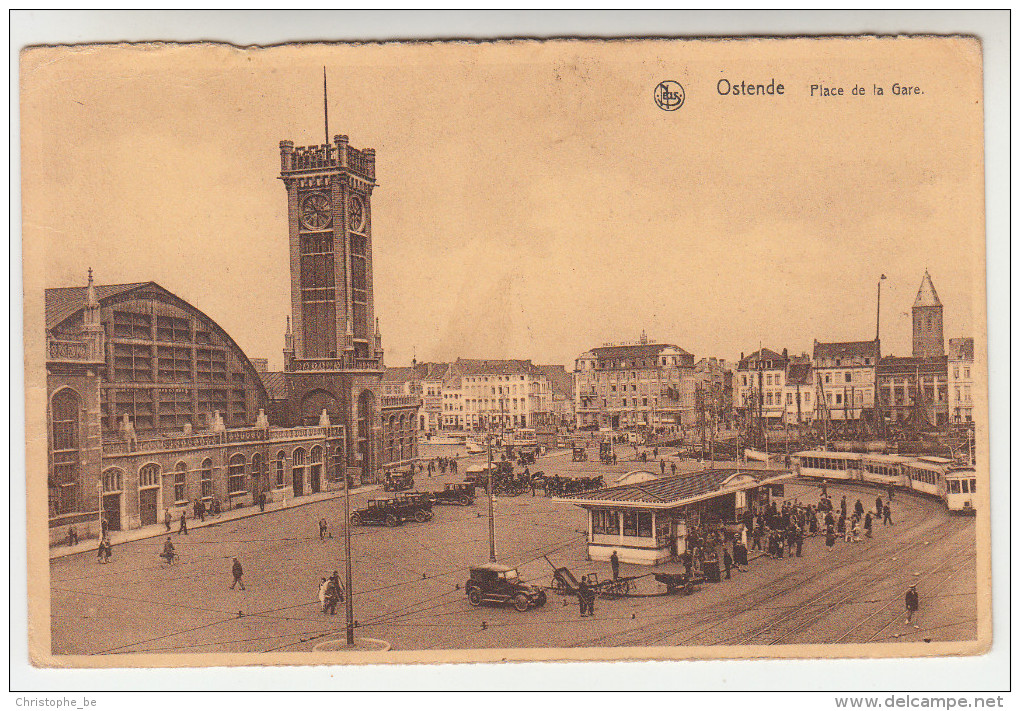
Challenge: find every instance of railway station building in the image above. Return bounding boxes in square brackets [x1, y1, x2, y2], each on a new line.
[44, 129, 420, 544]
[557, 467, 794, 565]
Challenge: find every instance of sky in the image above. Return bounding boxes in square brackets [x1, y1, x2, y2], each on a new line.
[21, 39, 985, 371]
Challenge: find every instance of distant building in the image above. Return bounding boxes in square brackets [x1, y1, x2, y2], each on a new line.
[912, 270, 945, 358]
[734, 348, 790, 424]
[782, 358, 815, 425]
[453, 358, 552, 432]
[876, 272, 952, 427]
[694, 357, 734, 425]
[812, 340, 880, 421]
[538, 364, 575, 427]
[574, 333, 696, 430]
[948, 337, 975, 424]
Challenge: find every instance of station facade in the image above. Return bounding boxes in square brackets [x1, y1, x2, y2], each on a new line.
[45, 128, 420, 544]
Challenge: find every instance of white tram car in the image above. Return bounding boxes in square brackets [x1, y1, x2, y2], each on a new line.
[943, 466, 977, 513]
[793, 450, 977, 513]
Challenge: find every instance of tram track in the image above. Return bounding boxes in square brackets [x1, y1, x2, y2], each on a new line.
[577, 508, 972, 649]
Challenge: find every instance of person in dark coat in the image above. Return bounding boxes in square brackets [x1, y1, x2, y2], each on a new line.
[230, 557, 245, 590]
[884, 503, 894, 526]
[733, 540, 748, 569]
[864, 512, 873, 538]
[794, 527, 803, 557]
[905, 584, 919, 626]
[840, 496, 848, 518]
[610, 550, 620, 580]
[723, 549, 733, 579]
[825, 525, 837, 551]
[259, 492, 266, 512]
[854, 499, 865, 517]
[660, 459, 666, 475]
[178, 511, 188, 535]
[875, 495, 883, 516]
[160, 537, 174, 564]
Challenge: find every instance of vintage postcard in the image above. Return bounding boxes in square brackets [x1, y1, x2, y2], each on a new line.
[21, 36, 990, 668]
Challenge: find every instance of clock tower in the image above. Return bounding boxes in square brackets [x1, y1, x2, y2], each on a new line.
[278, 134, 387, 484]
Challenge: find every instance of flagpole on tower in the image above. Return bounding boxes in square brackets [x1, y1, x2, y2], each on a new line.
[323, 67, 329, 148]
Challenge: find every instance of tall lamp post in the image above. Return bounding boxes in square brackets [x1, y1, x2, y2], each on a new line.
[342, 448, 355, 646]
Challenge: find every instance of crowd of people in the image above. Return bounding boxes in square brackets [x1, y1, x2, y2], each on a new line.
[420, 456, 459, 477]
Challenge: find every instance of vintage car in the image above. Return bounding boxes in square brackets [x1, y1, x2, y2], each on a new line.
[431, 482, 476, 507]
[571, 446, 588, 462]
[465, 563, 547, 611]
[383, 470, 415, 492]
[392, 492, 434, 522]
[349, 498, 402, 527]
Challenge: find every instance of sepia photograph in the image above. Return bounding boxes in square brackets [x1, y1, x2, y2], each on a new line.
[19, 29, 993, 673]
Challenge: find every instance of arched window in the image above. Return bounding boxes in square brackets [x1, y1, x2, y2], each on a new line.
[102, 468, 123, 493]
[50, 389, 81, 514]
[201, 459, 213, 499]
[173, 462, 188, 503]
[276, 451, 286, 488]
[228, 454, 246, 494]
[251, 452, 263, 487]
[292, 447, 307, 494]
[310, 446, 323, 464]
[139, 463, 161, 488]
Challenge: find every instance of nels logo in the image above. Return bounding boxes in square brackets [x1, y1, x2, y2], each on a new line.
[653, 80, 685, 111]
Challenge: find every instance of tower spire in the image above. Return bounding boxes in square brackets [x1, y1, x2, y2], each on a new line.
[323, 67, 329, 148]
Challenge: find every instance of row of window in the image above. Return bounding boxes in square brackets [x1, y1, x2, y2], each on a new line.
[112, 311, 212, 345]
[107, 447, 329, 502]
[591, 508, 655, 537]
[946, 478, 976, 494]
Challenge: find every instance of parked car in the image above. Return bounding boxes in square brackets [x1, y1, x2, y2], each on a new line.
[383, 470, 415, 492]
[465, 563, 547, 611]
[349, 498, 402, 527]
[431, 482, 476, 507]
[392, 492, 434, 522]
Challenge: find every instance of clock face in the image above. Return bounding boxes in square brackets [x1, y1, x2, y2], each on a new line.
[349, 195, 366, 232]
[300, 193, 332, 230]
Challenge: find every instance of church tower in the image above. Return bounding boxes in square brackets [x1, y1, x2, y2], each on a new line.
[912, 270, 944, 359]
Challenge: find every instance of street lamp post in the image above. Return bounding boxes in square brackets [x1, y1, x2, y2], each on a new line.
[343, 458, 355, 646]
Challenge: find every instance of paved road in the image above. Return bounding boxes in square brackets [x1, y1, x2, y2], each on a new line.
[50, 449, 975, 656]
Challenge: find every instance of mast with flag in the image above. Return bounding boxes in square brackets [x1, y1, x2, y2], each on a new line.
[323, 67, 329, 149]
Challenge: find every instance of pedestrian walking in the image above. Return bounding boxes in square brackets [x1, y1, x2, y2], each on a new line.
[259, 493, 266, 512]
[178, 511, 188, 535]
[160, 537, 175, 565]
[905, 584, 919, 627]
[67, 526, 79, 546]
[317, 577, 329, 613]
[723, 549, 733, 579]
[825, 525, 836, 551]
[577, 576, 591, 617]
[854, 499, 865, 517]
[875, 495, 883, 517]
[795, 527, 803, 557]
[840, 495, 848, 518]
[101, 517, 109, 538]
[323, 576, 340, 615]
[164, 508, 172, 532]
[864, 512, 873, 539]
[883, 503, 894, 526]
[671, 461, 677, 476]
[610, 550, 620, 580]
[97, 534, 109, 563]
[230, 557, 245, 590]
[660, 459, 666, 475]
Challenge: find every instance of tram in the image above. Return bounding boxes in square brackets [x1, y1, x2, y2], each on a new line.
[792, 450, 862, 481]
[943, 466, 977, 513]
[792, 450, 978, 514]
